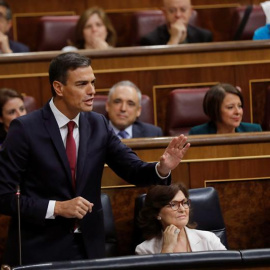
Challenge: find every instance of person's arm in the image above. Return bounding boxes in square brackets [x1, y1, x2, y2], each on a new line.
[0, 32, 13, 53]
[167, 20, 187, 45]
[156, 134, 190, 177]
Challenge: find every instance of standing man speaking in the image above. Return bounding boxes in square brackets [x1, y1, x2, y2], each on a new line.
[0, 52, 189, 267]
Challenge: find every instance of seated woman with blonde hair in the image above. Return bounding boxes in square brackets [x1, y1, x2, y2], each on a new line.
[189, 83, 262, 135]
[62, 6, 117, 51]
[135, 184, 226, 255]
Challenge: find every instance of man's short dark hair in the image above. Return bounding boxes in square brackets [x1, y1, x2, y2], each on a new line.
[0, 0, 12, 20]
[49, 52, 91, 96]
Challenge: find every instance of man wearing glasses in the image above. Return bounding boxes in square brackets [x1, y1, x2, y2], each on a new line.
[0, 0, 29, 54]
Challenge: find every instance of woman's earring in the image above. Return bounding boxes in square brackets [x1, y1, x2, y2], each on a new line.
[157, 216, 161, 220]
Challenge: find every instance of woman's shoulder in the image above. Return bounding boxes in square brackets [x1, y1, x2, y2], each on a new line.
[189, 122, 216, 135]
[237, 122, 262, 132]
[135, 236, 162, 255]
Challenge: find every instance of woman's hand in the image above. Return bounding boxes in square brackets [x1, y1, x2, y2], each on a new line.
[161, 224, 180, 253]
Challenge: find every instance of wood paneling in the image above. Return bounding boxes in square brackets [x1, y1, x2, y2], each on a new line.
[7, 0, 265, 51]
[1, 41, 270, 131]
[101, 132, 270, 255]
[206, 179, 270, 250]
[1, 133, 270, 261]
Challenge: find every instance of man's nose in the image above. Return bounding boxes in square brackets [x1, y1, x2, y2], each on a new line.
[87, 84, 96, 95]
[120, 102, 127, 111]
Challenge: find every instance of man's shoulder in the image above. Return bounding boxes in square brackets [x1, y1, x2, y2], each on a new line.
[187, 24, 213, 42]
[189, 122, 215, 135]
[140, 24, 169, 46]
[9, 40, 30, 53]
[133, 120, 163, 137]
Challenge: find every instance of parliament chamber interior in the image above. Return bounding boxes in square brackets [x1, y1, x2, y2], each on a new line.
[0, 0, 270, 269]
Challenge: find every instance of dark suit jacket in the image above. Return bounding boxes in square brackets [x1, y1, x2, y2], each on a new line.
[9, 40, 30, 53]
[132, 121, 163, 138]
[0, 103, 170, 266]
[189, 122, 262, 135]
[140, 24, 213, 46]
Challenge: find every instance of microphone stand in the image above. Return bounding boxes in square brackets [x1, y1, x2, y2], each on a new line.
[16, 185, 22, 266]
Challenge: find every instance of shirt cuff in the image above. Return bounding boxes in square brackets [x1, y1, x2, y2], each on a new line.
[45, 200, 56, 219]
[155, 162, 171, 179]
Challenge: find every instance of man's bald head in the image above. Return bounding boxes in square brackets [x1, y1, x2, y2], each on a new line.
[162, 0, 192, 27]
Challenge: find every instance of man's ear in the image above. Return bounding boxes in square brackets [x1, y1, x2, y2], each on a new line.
[53, 81, 64, 97]
[105, 101, 109, 112]
[136, 105, 142, 117]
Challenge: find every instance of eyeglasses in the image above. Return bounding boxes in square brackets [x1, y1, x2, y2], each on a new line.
[168, 199, 190, 211]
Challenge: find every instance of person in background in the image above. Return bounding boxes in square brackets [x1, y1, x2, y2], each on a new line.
[135, 183, 226, 254]
[105, 80, 163, 138]
[0, 52, 190, 267]
[189, 83, 262, 135]
[140, 0, 212, 46]
[0, 0, 29, 53]
[253, 1, 270, 40]
[0, 88, 26, 145]
[62, 6, 117, 51]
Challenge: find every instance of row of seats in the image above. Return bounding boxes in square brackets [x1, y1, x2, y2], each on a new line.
[24, 84, 270, 135]
[36, 5, 266, 51]
[12, 187, 270, 269]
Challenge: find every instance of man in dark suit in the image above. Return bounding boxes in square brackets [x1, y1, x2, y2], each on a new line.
[140, 0, 212, 46]
[106, 80, 163, 138]
[0, 52, 190, 267]
[0, 0, 29, 53]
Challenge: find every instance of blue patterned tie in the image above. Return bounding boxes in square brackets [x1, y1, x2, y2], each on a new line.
[118, 130, 128, 139]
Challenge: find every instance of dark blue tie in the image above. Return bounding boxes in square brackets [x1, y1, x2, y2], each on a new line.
[118, 130, 128, 139]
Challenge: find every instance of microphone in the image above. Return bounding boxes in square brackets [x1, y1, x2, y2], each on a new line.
[16, 185, 22, 266]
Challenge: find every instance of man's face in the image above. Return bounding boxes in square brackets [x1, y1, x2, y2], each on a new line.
[53, 66, 96, 119]
[162, 0, 192, 27]
[106, 85, 141, 130]
[0, 6, 11, 34]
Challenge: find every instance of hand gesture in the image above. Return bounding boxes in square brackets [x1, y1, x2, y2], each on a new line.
[167, 20, 187, 45]
[54, 196, 94, 219]
[161, 224, 180, 253]
[0, 32, 12, 53]
[89, 36, 110, 50]
[157, 134, 190, 176]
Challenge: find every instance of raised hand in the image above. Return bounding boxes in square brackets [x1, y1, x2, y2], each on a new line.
[157, 134, 190, 176]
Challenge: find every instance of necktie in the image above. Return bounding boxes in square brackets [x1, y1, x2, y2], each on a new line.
[118, 130, 128, 139]
[66, 121, 76, 188]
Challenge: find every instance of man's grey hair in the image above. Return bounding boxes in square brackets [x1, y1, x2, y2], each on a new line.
[108, 80, 142, 105]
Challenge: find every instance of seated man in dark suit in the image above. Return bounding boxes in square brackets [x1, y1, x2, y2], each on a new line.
[106, 80, 163, 138]
[0, 0, 29, 53]
[140, 0, 212, 46]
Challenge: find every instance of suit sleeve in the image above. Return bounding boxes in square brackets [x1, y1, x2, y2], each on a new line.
[104, 121, 170, 186]
[0, 119, 48, 221]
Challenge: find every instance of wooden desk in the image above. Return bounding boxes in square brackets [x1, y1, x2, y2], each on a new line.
[0, 132, 269, 262]
[102, 132, 270, 255]
[1, 41, 270, 132]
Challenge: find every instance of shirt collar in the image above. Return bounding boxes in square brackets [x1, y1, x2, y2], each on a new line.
[49, 98, 80, 128]
[109, 121, 132, 138]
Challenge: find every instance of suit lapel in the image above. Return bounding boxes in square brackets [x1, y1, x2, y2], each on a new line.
[132, 121, 144, 138]
[185, 227, 201, 252]
[42, 103, 72, 188]
[76, 112, 90, 194]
